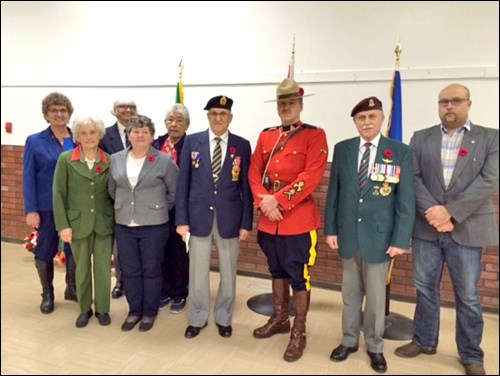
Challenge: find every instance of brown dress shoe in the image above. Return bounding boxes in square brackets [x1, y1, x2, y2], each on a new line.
[464, 364, 486, 375]
[395, 341, 436, 358]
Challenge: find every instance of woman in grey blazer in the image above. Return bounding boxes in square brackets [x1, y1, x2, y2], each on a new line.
[108, 115, 178, 332]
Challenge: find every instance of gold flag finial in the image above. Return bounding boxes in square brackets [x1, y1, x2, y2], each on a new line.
[178, 59, 184, 81]
[394, 39, 402, 69]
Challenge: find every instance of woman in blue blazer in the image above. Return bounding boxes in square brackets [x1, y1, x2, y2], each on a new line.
[23, 92, 78, 314]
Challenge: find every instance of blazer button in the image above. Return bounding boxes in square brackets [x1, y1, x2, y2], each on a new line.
[359, 198, 363, 203]
[90, 209, 95, 213]
[209, 206, 214, 211]
[357, 218, 362, 222]
[90, 195, 94, 199]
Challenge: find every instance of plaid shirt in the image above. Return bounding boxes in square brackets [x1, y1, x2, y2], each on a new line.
[440, 122, 470, 188]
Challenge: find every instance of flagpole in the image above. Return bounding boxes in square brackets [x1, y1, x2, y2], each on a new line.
[287, 34, 295, 80]
[381, 39, 413, 341]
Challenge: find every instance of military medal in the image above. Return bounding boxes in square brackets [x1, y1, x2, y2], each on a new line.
[371, 163, 386, 182]
[380, 182, 392, 196]
[191, 151, 201, 168]
[231, 156, 241, 181]
[385, 165, 401, 184]
[372, 185, 380, 196]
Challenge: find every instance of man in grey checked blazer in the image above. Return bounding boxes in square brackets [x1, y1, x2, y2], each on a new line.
[395, 83, 499, 376]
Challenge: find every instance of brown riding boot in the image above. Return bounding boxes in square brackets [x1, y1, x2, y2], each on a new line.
[283, 290, 309, 362]
[253, 279, 291, 338]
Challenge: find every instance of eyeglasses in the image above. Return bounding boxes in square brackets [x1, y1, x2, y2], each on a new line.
[48, 108, 68, 114]
[438, 98, 468, 107]
[117, 105, 137, 110]
[208, 111, 230, 119]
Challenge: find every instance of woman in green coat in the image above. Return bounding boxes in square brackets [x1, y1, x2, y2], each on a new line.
[53, 115, 114, 328]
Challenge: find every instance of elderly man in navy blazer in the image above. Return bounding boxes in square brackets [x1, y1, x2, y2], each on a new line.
[176, 95, 253, 339]
[99, 99, 137, 299]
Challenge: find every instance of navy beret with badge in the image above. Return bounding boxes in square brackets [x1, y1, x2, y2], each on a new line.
[204, 95, 233, 111]
[351, 96, 383, 117]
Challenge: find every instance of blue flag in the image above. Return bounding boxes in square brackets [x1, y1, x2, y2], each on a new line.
[387, 70, 402, 141]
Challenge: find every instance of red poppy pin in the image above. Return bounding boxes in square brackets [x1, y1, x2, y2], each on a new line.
[458, 148, 468, 157]
[299, 87, 305, 96]
[229, 147, 237, 155]
[95, 165, 103, 174]
[384, 149, 393, 158]
[148, 155, 156, 162]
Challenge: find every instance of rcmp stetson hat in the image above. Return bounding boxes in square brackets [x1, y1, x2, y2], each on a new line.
[265, 78, 315, 102]
[350, 96, 383, 117]
[204, 95, 233, 111]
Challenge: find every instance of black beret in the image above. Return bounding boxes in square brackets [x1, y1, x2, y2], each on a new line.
[351, 96, 383, 117]
[204, 95, 233, 111]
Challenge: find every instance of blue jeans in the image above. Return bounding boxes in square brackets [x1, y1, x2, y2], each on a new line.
[412, 234, 484, 365]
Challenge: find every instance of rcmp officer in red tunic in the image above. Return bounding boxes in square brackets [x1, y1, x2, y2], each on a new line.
[248, 78, 328, 362]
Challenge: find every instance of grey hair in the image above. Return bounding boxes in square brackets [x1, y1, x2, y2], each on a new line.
[71, 115, 106, 139]
[110, 99, 137, 116]
[165, 104, 190, 124]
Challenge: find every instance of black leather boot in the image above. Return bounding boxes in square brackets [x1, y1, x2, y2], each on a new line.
[35, 259, 54, 314]
[64, 254, 78, 302]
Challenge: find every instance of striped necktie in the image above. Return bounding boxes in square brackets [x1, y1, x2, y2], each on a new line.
[212, 137, 222, 182]
[358, 142, 372, 190]
[124, 129, 130, 147]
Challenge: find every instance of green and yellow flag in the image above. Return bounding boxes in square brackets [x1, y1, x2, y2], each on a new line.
[175, 80, 184, 104]
[176, 59, 184, 104]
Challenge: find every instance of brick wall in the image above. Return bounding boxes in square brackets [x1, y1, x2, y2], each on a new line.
[2, 145, 498, 312]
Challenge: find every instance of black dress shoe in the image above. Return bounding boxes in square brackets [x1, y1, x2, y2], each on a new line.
[217, 324, 232, 338]
[139, 317, 155, 332]
[75, 310, 93, 328]
[184, 323, 208, 338]
[112, 283, 123, 299]
[329, 344, 359, 362]
[368, 352, 387, 373]
[95, 312, 111, 326]
[121, 316, 141, 331]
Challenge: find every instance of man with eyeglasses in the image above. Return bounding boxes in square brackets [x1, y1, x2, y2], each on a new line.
[176, 95, 253, 339]
[395, 84, 499, 376]
[99, 99, 138, 299]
